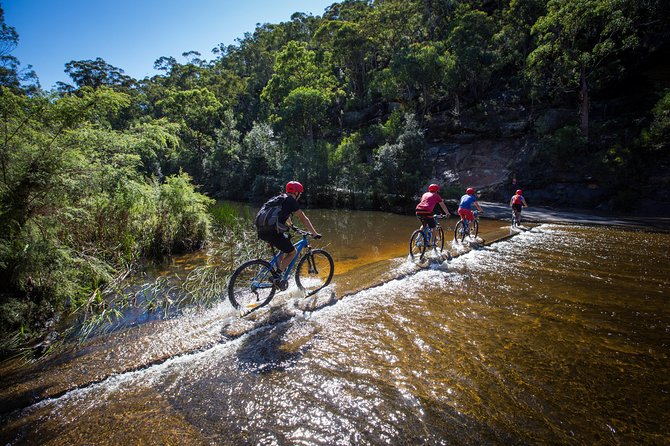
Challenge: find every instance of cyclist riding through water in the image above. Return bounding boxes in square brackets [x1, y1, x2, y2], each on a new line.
[256, 181, 320, 286]
[510, 189, 528, 225]
[457, 187, 484, 223]
[415, 183, 450, 242]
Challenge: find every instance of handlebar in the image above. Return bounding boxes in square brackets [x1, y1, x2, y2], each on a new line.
[290, 226, 322, 239]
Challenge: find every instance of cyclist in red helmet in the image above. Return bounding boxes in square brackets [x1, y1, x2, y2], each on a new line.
[256, 180, 320, 275]
[457, 187, 483, 222]
[415, 183, 450, 236]
[509, 189, 528, 226]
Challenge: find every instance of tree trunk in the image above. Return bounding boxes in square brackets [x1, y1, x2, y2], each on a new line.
[579, 68, 589, 140]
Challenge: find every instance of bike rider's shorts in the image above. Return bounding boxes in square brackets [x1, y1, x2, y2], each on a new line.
[457, 208, 475, 221]
[512, 204, 522, 213]
[258, 229, 294, 253]
[416, 212, 437, 228]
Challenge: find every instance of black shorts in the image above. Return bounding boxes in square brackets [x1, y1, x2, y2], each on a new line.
[258, 230, 295, 253]
[512, 204, 522, 213]
[416, 214, 436, 229]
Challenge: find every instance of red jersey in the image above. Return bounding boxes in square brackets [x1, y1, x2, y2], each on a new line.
[416, 192, 443, 214]
[511, 194, 524, 205]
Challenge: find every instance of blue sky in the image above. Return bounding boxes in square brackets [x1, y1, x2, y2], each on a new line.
[3, 0, 335, 90]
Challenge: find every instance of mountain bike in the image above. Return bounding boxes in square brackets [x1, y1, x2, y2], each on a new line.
[409, 214, 448, 261]
[228, 227, 334, 315]
[454, 210, 480, 243]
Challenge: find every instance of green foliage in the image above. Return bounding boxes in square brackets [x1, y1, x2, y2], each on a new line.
[534, 125, 588, 166]
[372, 113, 425, 195]
[526, 0, 639, 99]
[640, 91, 670, 153]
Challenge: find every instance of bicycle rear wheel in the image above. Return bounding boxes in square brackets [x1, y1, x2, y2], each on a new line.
[228, 259, 276, 312]
[295, 249, 334, 296]
[454, 221, 466, 243]
[410, 230, 427, 260]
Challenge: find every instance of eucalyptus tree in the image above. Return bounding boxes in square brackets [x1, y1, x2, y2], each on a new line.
[0, 6, 38, 92]
[444, 4, 497, 114]
[154, 87, 224, 181]
[526, 0, 640, 139]
[314, 1, 377, 104]
[58, 57, 135, 92]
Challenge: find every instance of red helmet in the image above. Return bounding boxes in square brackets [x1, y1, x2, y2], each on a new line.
[516, 189, 523, 195]
[428, 183, 440, 192]
[286, 181, 304, 194]
[466, 187, 475, 195]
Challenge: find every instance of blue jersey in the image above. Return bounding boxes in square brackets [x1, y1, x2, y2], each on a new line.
[458, 194, 477, 210]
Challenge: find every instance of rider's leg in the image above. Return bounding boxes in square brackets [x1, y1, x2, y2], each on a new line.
[278, 248, 297, 273]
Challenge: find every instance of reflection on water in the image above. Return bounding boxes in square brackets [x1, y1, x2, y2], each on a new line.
[1, 213, 669, 444]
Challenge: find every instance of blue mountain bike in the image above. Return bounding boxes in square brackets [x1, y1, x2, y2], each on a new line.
[454, 210, 480, 243]
[228, 227, 334, 315]
[409, 214, 448, 261]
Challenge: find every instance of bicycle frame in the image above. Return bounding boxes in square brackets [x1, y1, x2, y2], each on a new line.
[268, 233, 310, 280]
[420, 217, 443, 247]
[457, 210, 479, 235]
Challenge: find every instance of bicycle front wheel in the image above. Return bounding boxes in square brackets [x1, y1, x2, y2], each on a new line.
[470, 221, 479, 238]
[295, 249, 334, 297]
[228, 259, 276, 312]
[454, 221, 466, 243]
[433, 226, 444, 254]
[410, 230, 427, 260]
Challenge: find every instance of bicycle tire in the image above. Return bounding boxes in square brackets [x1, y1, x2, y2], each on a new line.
[433, 226, 444, 254]
[470, 220, 479, 238]
[228, 259, 276, 312]
[410, 230, 427, 260]
[454, 221, 466, 243]
[295, 249, 334, 297]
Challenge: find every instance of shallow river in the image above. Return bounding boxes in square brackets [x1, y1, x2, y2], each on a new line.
[1, 206, 669, 445]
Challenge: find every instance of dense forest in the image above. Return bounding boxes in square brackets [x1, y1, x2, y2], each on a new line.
[1, 0, 669, 353]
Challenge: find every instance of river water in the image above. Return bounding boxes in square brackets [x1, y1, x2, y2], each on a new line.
[1, 207, 669, 445]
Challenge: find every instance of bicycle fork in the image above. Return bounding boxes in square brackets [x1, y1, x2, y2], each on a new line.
[306, 250, 319, 274]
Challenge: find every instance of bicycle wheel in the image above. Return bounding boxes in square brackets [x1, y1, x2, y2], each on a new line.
[511, 211, 517, 227]
[454, 221, 466, 243]
[228, 259, 276, 312]
[295, 249, 334, 296]
[432, 226, 444, 254]
[470, 220, 479, 238]
[410, 230, 427, 260]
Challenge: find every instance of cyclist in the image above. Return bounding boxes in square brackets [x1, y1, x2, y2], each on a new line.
[457, 187, 483, 223]
[415, 184, 450, 243]
[510, 189, 528, 224]
[256, 181, 320, 282]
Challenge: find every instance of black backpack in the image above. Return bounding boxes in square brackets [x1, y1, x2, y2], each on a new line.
[255, 194, 289, 233]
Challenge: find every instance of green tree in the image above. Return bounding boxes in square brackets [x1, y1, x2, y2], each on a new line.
[59, 57, 135, 92]
[261, 41, 340, 141]
[526, 0, 639, 138]
[445, 4, 497, 113]
[0, 6, 38, 92]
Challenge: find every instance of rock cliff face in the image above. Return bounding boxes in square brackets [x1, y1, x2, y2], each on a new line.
[422, 101, 670, 216]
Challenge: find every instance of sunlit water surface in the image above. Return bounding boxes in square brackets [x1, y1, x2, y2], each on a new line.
[1, 213, 669, 445]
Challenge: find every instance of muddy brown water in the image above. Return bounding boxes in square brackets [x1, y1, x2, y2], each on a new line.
[1, 206, 669, 445]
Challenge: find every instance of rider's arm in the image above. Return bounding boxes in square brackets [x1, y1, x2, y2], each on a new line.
[294, 209, 319, 237]
[522, 198, 528, 207]
[475, 201, 483, 212]
[439, 201, 450, 216]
